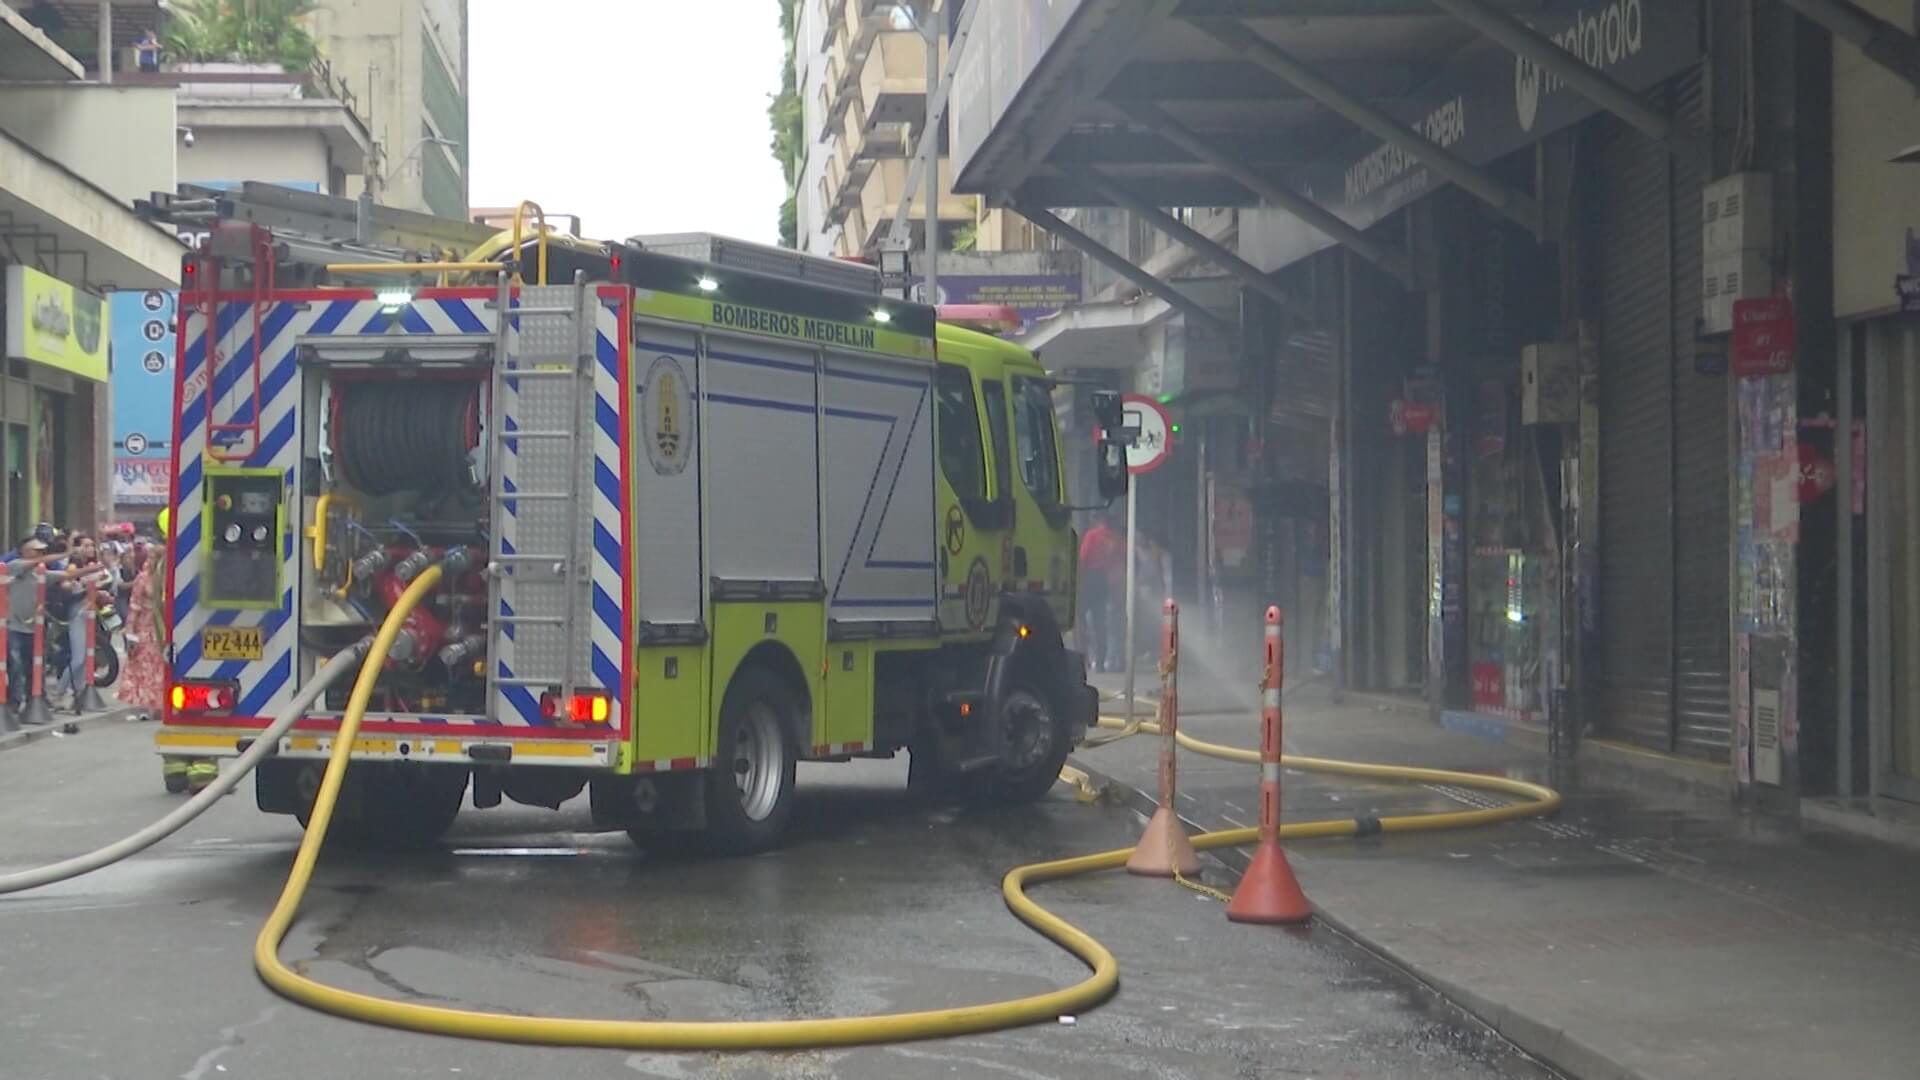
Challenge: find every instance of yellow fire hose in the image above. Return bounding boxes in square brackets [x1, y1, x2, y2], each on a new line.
[252, 569, 1560, 1048]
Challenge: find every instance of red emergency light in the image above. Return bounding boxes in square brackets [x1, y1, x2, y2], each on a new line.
[171, 680, 239, 715]
[937, 304, 1023, 335]
[540, 689, 612, 725]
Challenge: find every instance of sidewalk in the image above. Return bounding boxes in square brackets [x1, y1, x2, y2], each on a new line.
[0, 696, 146, 752]
[1071, 680, 1920, 1080]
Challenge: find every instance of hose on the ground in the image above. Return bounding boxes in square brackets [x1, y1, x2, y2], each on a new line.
[248, 565, 1560, 1049]
[0, 648, 364, 896]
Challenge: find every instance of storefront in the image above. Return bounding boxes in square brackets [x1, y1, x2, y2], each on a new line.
[1, 265, 110, 538]
[1829, 0, 1920, 805]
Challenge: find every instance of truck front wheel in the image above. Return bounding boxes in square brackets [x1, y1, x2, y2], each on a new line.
[705, 670, 798, 855]
[990, 673, 1072, 804]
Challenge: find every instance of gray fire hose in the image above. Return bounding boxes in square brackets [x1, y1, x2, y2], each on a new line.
[0, 648, 364, 895]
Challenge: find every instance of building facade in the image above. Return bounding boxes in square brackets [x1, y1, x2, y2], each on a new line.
[310, 0, 469, 217]
[0, 0, 183, 534]
[947, 0, 1918, 834]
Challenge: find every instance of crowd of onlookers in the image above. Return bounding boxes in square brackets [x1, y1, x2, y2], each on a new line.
[1, 522, 168, 729]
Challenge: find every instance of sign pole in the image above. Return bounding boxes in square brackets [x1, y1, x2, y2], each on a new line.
[1124, 477, 1138, 722]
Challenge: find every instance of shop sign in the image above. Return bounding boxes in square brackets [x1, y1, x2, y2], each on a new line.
[925, 274, 1079, 329]
[113, 457, 169, 507]
[4, 266, 109, 382]
[1472, 661, 1504, 710]
[1797, 441, 1836, 504]
[1390, 399, 1438, 435]
[1730, 297, 1796, 376]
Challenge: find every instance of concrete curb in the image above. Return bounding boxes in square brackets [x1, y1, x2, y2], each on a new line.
[1067, 751, 1648, 1080]
[0, 704, 147, 754]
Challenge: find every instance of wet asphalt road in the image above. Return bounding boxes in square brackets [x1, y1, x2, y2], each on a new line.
[0, 723, 1555, 1079]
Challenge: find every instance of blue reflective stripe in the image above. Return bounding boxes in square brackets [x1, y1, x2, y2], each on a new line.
[635, 339, 697, 358]
[707, 392, 812, 415]
[238, 652, 293, 717]
[180, 302, 248, 383]
[399, 306, 435, 334]
[591, 645, 620, 693]
[826, 406, 893, 423]
[592, 520, 620, 568]
[595, 396, 618, 439]
[592, 580, 620, 634]
[438, 299, 488, 333]
[210, 303, 300, 405]
[593, 459, 619, 507]
[597, 331, 618, 376]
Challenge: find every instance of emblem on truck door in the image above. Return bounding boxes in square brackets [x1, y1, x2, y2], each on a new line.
[944, 505, 966, 557]
[642, 355, 693, 476]
[963, 556, 992, 630]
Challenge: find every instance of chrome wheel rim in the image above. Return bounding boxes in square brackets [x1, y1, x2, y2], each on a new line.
[732, 702, 784, 822]
[1003, 689, 1055, 771]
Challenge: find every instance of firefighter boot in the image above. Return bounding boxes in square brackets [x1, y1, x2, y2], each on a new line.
[186, 758, 219, 794]
[161, 756, 191, 794]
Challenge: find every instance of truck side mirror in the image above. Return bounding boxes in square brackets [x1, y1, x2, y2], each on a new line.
[1090, 390, 1129, 501]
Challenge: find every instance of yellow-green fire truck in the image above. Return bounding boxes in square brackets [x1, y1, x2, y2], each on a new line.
[148, 185, 1127, 851]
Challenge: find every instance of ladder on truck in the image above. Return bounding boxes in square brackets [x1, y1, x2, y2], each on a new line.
[485, 272, 599, 722]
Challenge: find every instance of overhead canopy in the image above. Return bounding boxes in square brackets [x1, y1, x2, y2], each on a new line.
[951, 0, 1708, 277]
[0, 124, 183, 289]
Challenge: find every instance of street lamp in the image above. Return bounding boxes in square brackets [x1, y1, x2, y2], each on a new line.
[890, 2, 939, 305]
[379, 135, 460, 191]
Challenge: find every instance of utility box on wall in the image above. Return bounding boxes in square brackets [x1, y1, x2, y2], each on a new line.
[1702, 172, 1776, 335]
[1521, 343, 1577, 425]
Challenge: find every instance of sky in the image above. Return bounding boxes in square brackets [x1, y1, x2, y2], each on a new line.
[467, 0, 788, 246]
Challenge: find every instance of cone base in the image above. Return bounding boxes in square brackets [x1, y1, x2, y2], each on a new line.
[74, 687, 109, 714]
[1225, 840, 1312, 925]
[1126, 805, 1202, 877]
[19, 697, 54, 728]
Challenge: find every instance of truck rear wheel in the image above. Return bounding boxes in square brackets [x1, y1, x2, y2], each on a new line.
[297, 763, 467, 851]
[705, 670, 797, 855]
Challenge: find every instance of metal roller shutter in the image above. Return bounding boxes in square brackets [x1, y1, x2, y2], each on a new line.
[1595, 81, 1678, 751]
[1665, 70, 1731, 760]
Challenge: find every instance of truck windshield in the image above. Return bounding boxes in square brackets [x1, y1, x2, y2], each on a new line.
[935, 364, 986, 501]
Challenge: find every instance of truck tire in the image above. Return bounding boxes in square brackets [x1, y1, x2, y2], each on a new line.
[988, 669, 1072, 805]
[704, 669, 798, 855]
[298, 763, 467, 851]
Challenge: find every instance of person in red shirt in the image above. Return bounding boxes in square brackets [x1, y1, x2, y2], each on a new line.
[1078, 515, 1123, 672]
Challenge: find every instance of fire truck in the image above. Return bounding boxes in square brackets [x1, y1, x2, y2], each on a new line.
[143, 184, 1126, 852]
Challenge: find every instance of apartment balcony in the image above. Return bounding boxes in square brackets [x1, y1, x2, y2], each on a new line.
[854, 30, 937, 133]
[849, 157, 971, 252]
[123, 61, 374, 181]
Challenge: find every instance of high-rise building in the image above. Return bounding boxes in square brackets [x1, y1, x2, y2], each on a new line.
[793, 0, 978, 259]
[309, 0, 470, 217]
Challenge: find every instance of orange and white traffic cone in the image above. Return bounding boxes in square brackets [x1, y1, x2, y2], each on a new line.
[1226, 606, 1312, 925]
[1127, 599, 1201, 878]
[18, 568, 54, 728]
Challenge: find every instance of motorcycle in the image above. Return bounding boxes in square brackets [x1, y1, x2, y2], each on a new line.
[45, 602, 121, 693]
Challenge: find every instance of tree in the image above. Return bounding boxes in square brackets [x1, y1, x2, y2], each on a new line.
[162, 0, 320, 71]
[768, 0, 804, 248]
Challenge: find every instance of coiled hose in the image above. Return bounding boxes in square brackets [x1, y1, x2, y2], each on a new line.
[333, 380, 479, 496]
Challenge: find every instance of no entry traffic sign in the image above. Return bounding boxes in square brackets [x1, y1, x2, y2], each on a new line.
[1122, 395, 1172, 475]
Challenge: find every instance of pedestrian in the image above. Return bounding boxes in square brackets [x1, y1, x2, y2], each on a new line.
[134, 28, 161, 74]
[121, 541, 166, 726]
[48, 532, 100, 705]
[1077, 514, 1122, 672]
[1, 536, 59, 730]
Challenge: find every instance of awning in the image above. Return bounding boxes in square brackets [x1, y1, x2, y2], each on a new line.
[952, 0, 1707, 279]
[0, 124, 183, 289]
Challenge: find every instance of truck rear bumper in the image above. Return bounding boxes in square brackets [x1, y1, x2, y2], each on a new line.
[155, 725, 617, 769]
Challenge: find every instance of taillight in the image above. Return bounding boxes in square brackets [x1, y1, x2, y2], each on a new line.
[171, 680, 239, 715]
[540, 690, 611, 725]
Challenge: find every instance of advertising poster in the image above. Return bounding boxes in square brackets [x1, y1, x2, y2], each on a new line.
[109, 289, 177, 508]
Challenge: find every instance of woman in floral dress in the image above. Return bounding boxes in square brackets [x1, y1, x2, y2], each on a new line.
[122, 543, 167, 728]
